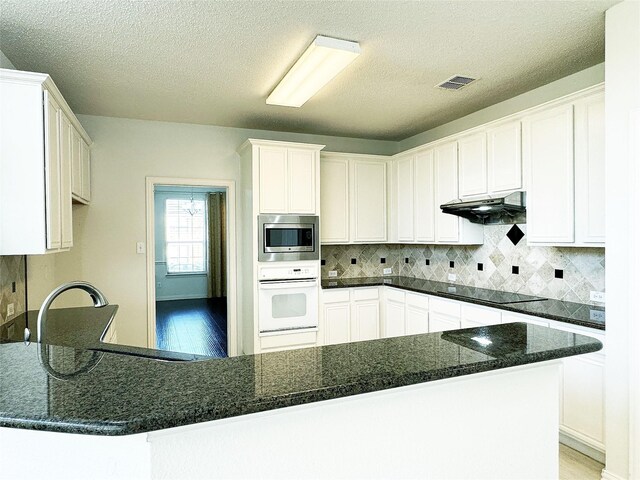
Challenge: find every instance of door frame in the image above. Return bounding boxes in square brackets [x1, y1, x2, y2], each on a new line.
[145, 176, 238, 357]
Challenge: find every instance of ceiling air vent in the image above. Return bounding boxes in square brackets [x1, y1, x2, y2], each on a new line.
[436, 75, 477, 90]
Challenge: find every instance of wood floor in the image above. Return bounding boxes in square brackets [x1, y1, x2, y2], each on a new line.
[559, 444, 604, 480]
[156, 297, 227, 358]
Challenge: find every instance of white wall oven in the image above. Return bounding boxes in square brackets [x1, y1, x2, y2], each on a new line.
[258, 264, 319, 334]
[258, 215, 319, 262]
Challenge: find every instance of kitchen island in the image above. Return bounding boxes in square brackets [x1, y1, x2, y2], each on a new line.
[0, 308, 601, 479]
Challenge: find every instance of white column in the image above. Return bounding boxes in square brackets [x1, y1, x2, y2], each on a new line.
[604, 2, 640, 479]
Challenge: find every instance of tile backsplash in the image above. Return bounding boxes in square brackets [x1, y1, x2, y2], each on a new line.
[0, 255, 27, 324]
[321, 225, 605, 306]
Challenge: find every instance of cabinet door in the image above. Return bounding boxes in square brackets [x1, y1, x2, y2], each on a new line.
[429, 312, 460, 333]
[259, 146, 288, 213]
[461, 304, 501, 328]
[434, 142, 459, 242]
[44, 91, 62, 250]
[458, 132, 487, 197]
[71, 128, 82, 198]
[351, 301, 379, 341]
[81, 139, 91, 202]
[384, 298, 405, 338]
[562, 353, 605, 450]
[59, 112, 73, 249]
[320, 158, 349, 243]
[396, 155, 414, 242]
[574, 94, 605, 244]
[523, 104, 575, 243]
[414, 149, 435, 242]
[406, 305, 429, 335]
[288, 148, 316, 214]
[323, 302, 351, 345]
[351, 160, 387, 242]
[487, 120, 522, 193]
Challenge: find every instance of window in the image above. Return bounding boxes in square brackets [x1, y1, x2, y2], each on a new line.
[165, 198, 207, 273]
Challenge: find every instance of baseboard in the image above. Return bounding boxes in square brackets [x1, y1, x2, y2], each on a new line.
[601, 469, 626, 480]
[156, 295, 209, 302]
[560, 431, 606, 464]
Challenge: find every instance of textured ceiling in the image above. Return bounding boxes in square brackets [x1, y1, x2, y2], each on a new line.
[0, 0, 618, 141]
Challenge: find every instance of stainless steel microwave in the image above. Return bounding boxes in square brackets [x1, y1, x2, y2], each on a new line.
[258, 215, 319, 262]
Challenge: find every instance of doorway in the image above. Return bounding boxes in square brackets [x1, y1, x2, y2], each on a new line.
[145, 177, 237, 357]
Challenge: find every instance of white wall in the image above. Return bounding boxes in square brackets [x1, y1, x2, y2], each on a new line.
[28, 116, 396, 347]
[397, 63, 604, 152]
[604, 2, 640, 479]
[154, 190, 209, 301]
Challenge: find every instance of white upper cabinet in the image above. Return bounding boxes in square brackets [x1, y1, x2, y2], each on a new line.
[523, 103, 575, 244]
[487, 119, 522, 193]
[396, 155, 414, 242]
[434, 141, 461, 242]
[71, 128, 92, 204]
[458, 132, 488, 197]
[0, 69, 89, 255]
[257, 142, 320, 215]
[414, 149, 436, 242]
[351, 158, 387, 242]
[320, 156, 350, 243]
[574, 92, 605, 245]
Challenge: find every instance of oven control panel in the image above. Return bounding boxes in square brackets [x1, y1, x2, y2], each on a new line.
[258, 264, 318, 281]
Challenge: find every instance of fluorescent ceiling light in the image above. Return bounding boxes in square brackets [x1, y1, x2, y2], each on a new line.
[266, 35, 361, 108]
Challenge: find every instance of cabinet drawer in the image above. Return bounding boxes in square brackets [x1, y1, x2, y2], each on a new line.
[461, 304, 501, 326]
[406, 291, 429, 310]
[323, 289, 350, 304]
[385, 287, 405, 303]
[353, 287, 379, 301]
[429, 297, 461, 317]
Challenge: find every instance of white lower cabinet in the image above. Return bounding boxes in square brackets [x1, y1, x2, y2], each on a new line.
[428, 297, 461, 333]
[460, 304, 502, 328]
[502, 311, 606, 459]
[322, 288, 380, 345]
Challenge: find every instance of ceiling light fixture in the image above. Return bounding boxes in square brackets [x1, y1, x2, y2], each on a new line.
[266, 35, 361, 108]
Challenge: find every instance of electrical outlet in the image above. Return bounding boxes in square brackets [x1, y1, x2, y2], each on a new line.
[383, 268, 392, 275]
[7, 303, 14, 317]
[590, 291, 605, 303]
[448, 273, 456, 282]
[328, 270, 338, 278]
[590, 309, 605, 322]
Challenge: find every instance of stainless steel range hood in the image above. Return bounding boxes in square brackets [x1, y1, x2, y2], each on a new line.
[440, 191, 526, 225]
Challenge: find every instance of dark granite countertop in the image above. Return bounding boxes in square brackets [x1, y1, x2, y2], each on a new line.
[321, 276, 605, 331]
[0, 320, 601, 436]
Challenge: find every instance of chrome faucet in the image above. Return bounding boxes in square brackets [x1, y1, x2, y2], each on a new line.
[24, 281, 109, 344]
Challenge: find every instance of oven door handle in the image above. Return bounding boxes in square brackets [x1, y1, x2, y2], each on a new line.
[258, 279, 318, 290]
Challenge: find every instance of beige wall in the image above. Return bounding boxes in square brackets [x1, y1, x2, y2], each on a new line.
[29, 116, 396, 347]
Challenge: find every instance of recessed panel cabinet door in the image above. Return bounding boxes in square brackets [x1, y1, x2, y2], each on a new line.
[428, 313, 460, 333]
[523, 105, 575, 243]
[383, 298, 406, 338]
[487, 120, 522, 193]
[320, 158, 349, 243]
[351, 160, 387, 242]
[351, 301, 379, 341]
[323, 302, 351, 345]
[396, 155, 414, 242]
[434, 141, 459, 242]
[287, 148, 316, 214]
[574, 94, 605, 244]
[259, 146, 288, 213]
[458, 132, 487, 197]
[414, 149, 435, 242]
[44, 91, 62, 250]
[59, 112, 73, 249]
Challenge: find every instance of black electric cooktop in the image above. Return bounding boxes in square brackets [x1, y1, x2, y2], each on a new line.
[436, 288, 547, 305]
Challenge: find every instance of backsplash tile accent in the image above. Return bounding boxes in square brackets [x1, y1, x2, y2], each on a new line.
[321, 224, 605, 305]
[0, 255, 27, 325]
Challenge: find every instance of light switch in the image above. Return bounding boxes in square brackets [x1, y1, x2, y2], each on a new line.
[136, 242, 146, 254]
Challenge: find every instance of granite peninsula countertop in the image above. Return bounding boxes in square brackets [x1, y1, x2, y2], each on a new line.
[0, 318, 601, 436]
[321, 276, 605, 331]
